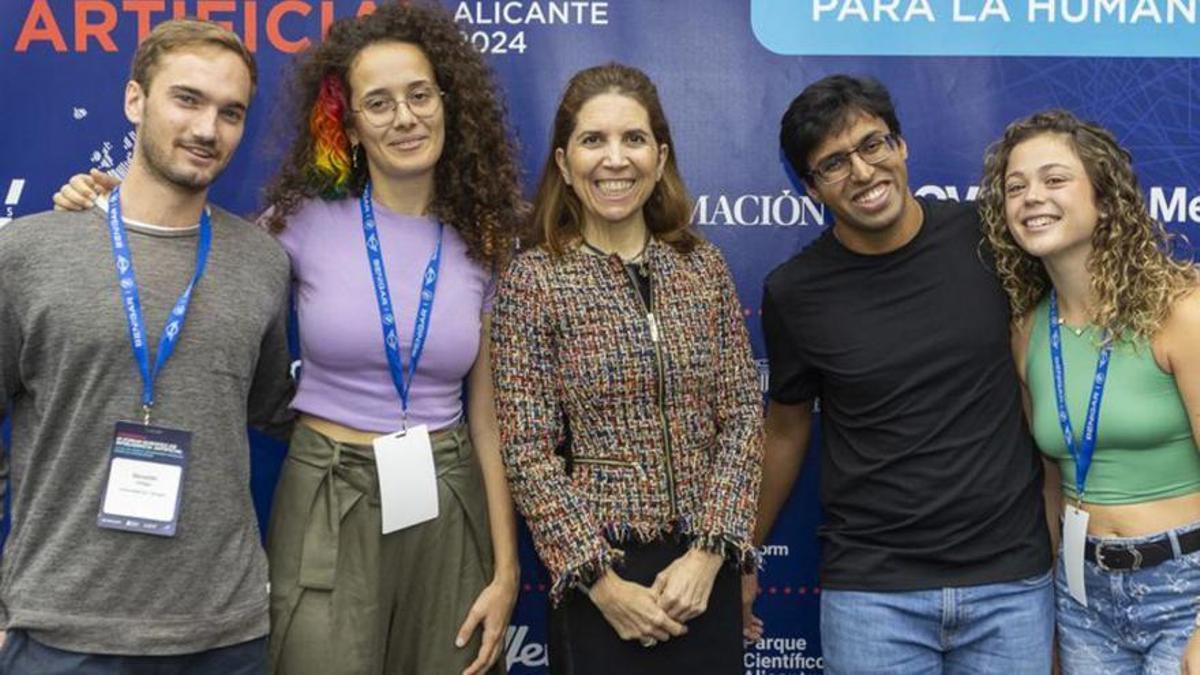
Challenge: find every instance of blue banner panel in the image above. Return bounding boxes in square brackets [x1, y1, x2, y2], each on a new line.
[753, 0, 1200, 57]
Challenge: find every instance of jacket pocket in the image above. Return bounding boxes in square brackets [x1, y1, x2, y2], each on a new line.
[572, 457, 647, 479]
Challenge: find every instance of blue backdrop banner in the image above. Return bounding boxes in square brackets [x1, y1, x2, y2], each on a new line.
[2, 2, 1198, 673]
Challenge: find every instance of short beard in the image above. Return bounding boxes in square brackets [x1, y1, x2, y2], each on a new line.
[136, 121, 223, 194]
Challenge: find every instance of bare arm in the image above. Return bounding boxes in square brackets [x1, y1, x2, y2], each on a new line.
[1155, 286, 1200, 675]
[1158, 287, 1200, 449]
[1011, 315, 1060, 551]
[741, 398, 813, 641]
[456, 313, 519, 675]
[753, 400, 813, 545]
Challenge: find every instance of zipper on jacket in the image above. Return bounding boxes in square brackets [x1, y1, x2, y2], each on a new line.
[618, 261, 678, 519]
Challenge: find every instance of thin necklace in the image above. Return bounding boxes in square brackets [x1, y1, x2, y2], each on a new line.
[1055, 316, 1087, 337]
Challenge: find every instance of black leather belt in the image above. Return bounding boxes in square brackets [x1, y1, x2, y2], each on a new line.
[1085, 528, 1200, 572]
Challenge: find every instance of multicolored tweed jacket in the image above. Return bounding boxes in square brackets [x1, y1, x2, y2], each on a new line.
[492, 237, 763, 602]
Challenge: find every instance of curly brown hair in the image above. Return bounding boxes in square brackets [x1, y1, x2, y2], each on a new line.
[980, 109, 1197, 343]
[260, 2, 523, 267]
[532, 63, 699, 256]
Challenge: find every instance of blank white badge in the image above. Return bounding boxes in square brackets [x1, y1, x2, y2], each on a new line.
[102, 457, 183, 522]
[1063, 505, 1090, 606]
[373, 424, 439, 534]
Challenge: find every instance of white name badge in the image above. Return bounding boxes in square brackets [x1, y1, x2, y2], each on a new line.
[1063, 504, 1090, 606]
[97, 422, 190, 537]
[373, 424, 439, 534]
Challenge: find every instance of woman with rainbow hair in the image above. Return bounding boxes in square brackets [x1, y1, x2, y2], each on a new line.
[54, 4, 523, 674]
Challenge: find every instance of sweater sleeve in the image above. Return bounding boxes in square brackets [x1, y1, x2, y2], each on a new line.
[0, 228, 24, 526]
[247, 270, 296, 442]
[691, 248, 763, 571]
[491, 254, 620, 602]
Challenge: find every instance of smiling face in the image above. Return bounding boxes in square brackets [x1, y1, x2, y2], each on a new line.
[1003, 132, 1100, 262]
[804, 112, 919, 250]
[555, 92, 668, 234]
[345, 41, 445, 189]
[126, 45, 252, 192]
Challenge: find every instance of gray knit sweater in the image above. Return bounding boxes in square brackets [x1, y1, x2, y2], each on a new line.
[0, 206, 293, 655]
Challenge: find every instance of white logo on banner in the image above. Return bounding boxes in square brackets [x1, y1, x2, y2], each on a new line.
[454, 1, 611, 55]
[761, 543, 790, 557]
[692, 191, 825, 227]
[1150, 187, 1200, 225]
[914, 184, 980, 201]
[914, 183, 1199, 226]
[504, 625, 548, 669]
[90, 131, 137, 178]
[0, 178, 27, 229]
[693, 184, 1200, 228]
[745, 636, 825, 674]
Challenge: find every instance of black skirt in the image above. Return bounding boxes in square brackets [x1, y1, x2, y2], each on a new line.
[548, 538, 743, 675]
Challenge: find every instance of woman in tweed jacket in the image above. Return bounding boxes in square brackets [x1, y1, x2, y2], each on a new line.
[491, 63, 763, 674]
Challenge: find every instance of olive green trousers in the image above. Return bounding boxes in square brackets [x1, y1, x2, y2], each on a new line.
[267, 423, 504, 675]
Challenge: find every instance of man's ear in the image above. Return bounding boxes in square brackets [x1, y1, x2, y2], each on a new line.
[124, 80, 146, 126]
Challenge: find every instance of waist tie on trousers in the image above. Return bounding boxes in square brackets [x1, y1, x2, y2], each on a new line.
[288, 422, 472, 590]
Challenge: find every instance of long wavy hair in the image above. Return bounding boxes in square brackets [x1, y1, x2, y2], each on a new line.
[979, 109, 1196, 342]
[261, 2, 523, 267]
[532, 63, 698, 256]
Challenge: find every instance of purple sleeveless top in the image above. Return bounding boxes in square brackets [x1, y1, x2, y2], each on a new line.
[277, 197, 493, 432]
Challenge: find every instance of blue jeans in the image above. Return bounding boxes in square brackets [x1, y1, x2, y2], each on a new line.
[820, 572, 1054, 675]
[0, 630, 267, 675]
[1056, 521, 1200, 675]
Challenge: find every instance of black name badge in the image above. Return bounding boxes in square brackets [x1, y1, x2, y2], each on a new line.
[97, 421, 191, 537]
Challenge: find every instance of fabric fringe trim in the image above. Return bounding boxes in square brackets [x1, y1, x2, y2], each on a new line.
[548, 519, 761, 604]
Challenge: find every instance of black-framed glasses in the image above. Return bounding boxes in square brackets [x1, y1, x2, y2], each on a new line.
[350, 85, 445, 127]
[808, 133, 899, 184]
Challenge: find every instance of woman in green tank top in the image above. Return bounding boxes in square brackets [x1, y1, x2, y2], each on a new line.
[980, 109, 1200, 675]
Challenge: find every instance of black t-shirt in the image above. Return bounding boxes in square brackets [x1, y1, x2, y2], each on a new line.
[762, 197, 1051, 591]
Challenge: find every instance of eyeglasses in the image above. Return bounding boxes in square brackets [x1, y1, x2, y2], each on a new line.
[808, 133, 899, 184]
[350, 85, 445, 127]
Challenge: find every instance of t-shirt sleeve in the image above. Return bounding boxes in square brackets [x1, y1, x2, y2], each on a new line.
[762, 281, 818, 404]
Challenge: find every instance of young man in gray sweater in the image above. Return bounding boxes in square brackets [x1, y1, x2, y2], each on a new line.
[0, 19, 292, 672]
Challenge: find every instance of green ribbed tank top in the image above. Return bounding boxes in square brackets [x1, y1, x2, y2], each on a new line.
[1026, 295, 1200, 504]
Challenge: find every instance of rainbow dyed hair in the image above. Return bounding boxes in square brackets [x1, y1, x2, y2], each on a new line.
[306, 73, 354, 199]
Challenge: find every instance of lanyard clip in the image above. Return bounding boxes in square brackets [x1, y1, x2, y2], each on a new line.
[142, 404, 152, 426]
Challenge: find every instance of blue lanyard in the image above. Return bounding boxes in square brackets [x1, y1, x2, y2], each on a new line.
[1048, 290, 1112, 502]
[106, 188, 212, 424]
[359, 183, 442, 425]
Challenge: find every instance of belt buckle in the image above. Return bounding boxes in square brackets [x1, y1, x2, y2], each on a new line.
[1094, 541, 1143, 572]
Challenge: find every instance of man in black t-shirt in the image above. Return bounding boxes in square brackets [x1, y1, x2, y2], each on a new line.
[749, 76, 1053, 674]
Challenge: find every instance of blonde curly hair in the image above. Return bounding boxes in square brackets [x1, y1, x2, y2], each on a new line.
[979, 109, 1197, 343]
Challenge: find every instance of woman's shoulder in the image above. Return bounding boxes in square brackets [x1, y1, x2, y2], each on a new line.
[670, 235, 730, 274]
[285, 196, 355, 228]
[272, 197, 355, 252]
[500, 245, 555, 285]
[1160, 281, 1200, 343]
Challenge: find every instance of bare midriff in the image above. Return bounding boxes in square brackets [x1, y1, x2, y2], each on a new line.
[1070, 491, 1200, 538]
[298, 413, 385, 446]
